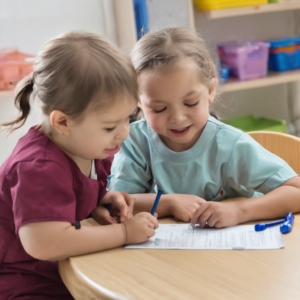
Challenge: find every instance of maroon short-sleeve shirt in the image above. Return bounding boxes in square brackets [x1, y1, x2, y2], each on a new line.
[0, 127, 113, 299]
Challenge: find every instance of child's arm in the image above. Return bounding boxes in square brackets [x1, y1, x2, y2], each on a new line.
[132, 193, 207, 222]
[19, 212, 158, 261]
[191, 176, 300, 228]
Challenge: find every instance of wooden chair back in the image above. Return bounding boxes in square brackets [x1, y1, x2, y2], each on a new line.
[248, 131, 300, 175]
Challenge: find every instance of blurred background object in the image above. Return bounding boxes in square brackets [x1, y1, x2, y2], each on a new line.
[0, 49, 34, 90]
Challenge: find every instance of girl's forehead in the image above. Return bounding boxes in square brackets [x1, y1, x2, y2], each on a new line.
[138, 63, 208, 99]
[140, 57, 198, 78]
[101, 96, 137, 116]
[82, 94, 137, 121]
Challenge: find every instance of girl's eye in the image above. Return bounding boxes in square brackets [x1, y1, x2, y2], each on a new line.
[185, 100, 199, 107]
[153, 107, 167, 113]
[105, 127, 115, 132]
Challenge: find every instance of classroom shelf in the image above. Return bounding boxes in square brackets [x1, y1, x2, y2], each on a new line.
[222, 69, 300, 92]
[0, 90, 14, 98]
[201, 2, 300, 19]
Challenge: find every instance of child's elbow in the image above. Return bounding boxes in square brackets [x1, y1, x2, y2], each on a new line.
[19, 223, 68, 261]
[19, 234, 49, 260]
[21, 239, 66, 261]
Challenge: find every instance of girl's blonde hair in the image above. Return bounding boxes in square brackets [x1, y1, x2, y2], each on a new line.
[130, 27, 219, 120]
[1, 31, 139, 135]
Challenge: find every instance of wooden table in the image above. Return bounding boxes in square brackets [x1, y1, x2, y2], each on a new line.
[59, 215, 300, 300]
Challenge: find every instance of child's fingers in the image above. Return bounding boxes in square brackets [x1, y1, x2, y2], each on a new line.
[147, 214, 159, 229]
[198, 207, 213, 228]
[214, 221, 224, 229]
[108, 216, 118, 224]
[118, 192, 135, 222]
[206, 214, 219, 228]
[100, 216, 118, 225]
[191, 203, 209, 226]
[120, 191, 135, 206]
[112, 195, 128, 223]
[148, 221, 155, 229]
[123, 193, 135, 218]
[147, 227, 156, 238]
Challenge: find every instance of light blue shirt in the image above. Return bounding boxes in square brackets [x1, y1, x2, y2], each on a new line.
[108, 116, 297, 201]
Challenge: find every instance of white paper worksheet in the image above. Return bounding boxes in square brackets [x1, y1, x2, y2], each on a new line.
[125, 224, 284, 250]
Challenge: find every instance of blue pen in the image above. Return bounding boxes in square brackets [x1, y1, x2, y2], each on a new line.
[280, 213, 295, 234]
[254, 212, 294, 234]
[151, 189, 162, 215]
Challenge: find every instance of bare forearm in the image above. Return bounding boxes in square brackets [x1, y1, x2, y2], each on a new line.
[132, 194, 172, 217]
[236, 186, 300, 223]
[20, 222, 126, 261]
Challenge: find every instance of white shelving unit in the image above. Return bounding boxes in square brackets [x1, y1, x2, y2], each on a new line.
[191, 1, 300, 134]
[0, 90, 14, 98]
[202, 2, 300, 19]
[223, 69, 300, 92]
[193, 2, 300, 94]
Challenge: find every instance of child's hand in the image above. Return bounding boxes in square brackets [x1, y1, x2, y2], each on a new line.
[191, 201, 241, 228]
[123, 212, 159, 244]
[92, 190, 134, 225]
[168, 194, 206, 222]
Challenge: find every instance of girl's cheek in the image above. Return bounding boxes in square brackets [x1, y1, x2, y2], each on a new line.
[149, 114, 165, 131]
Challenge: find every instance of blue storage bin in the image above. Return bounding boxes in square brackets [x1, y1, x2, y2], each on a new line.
[268, 38, 300, 72]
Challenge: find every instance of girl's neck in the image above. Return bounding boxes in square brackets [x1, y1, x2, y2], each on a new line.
[48, 131, 92, 177]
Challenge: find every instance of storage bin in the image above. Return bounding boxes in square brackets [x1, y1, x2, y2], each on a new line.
[193, 0, 267, 11]
[218, 42, 270, 80]
[223, 115, 286, 133]
[268, 38, 300, 72]
[0, 49, 34, 90]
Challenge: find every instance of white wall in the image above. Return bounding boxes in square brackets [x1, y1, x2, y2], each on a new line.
[0, 0, 117, 55]
[0, 0, 118, 166]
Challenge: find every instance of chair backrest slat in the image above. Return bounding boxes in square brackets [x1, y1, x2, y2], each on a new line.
[248, 131, 300, 175]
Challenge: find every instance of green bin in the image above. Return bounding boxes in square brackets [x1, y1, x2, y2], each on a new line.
[223, 114, 286, 133]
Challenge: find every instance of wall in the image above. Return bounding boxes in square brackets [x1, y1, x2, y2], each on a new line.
[0, 0, 117, 166]
[0, 0, 117, 55]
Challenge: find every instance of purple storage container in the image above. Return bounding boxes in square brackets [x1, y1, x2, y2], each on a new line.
[218, 42, 270, 80]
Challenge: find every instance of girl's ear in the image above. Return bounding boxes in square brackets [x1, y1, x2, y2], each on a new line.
[50, 110, 71, 137]
[208, 79, 217, 104]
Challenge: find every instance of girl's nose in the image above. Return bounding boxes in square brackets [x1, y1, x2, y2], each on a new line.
[115, 122, 130, 141]
[169, 110, 185, 124]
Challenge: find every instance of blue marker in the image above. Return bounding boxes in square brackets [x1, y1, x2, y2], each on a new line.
[280, 213, 295, 234]
[151, 189, 162, 215]
[254, 212, 294, 234]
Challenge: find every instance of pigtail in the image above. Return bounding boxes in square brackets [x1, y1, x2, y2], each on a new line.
[0, 73, 34, 135]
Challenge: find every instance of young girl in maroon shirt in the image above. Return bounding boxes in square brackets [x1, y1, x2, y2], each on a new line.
[0, 31, 158, 299]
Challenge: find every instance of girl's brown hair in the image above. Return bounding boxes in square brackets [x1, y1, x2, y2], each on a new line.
[1, 31, 139, 135]
[130, 27, 219, 120]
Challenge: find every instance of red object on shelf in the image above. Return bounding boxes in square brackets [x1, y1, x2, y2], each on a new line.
[0, 49, 35, 90]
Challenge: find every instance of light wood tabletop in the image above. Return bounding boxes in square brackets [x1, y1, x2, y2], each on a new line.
[59, 215, 300, 300]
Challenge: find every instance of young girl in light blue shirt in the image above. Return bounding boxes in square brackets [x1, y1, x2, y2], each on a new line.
[108, 27, 300, 228]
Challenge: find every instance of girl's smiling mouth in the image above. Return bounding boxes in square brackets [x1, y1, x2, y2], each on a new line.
[104, 144, 121, 155]
[170, 125, 191, 137]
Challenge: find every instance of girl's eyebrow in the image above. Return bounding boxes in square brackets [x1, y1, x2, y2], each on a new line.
[102, 112, 134, 123]
[182, 91, 198, 98]
[102, 120, 119, 123]
[151, 99, 166, 103]
[149, 91, 200, 103]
